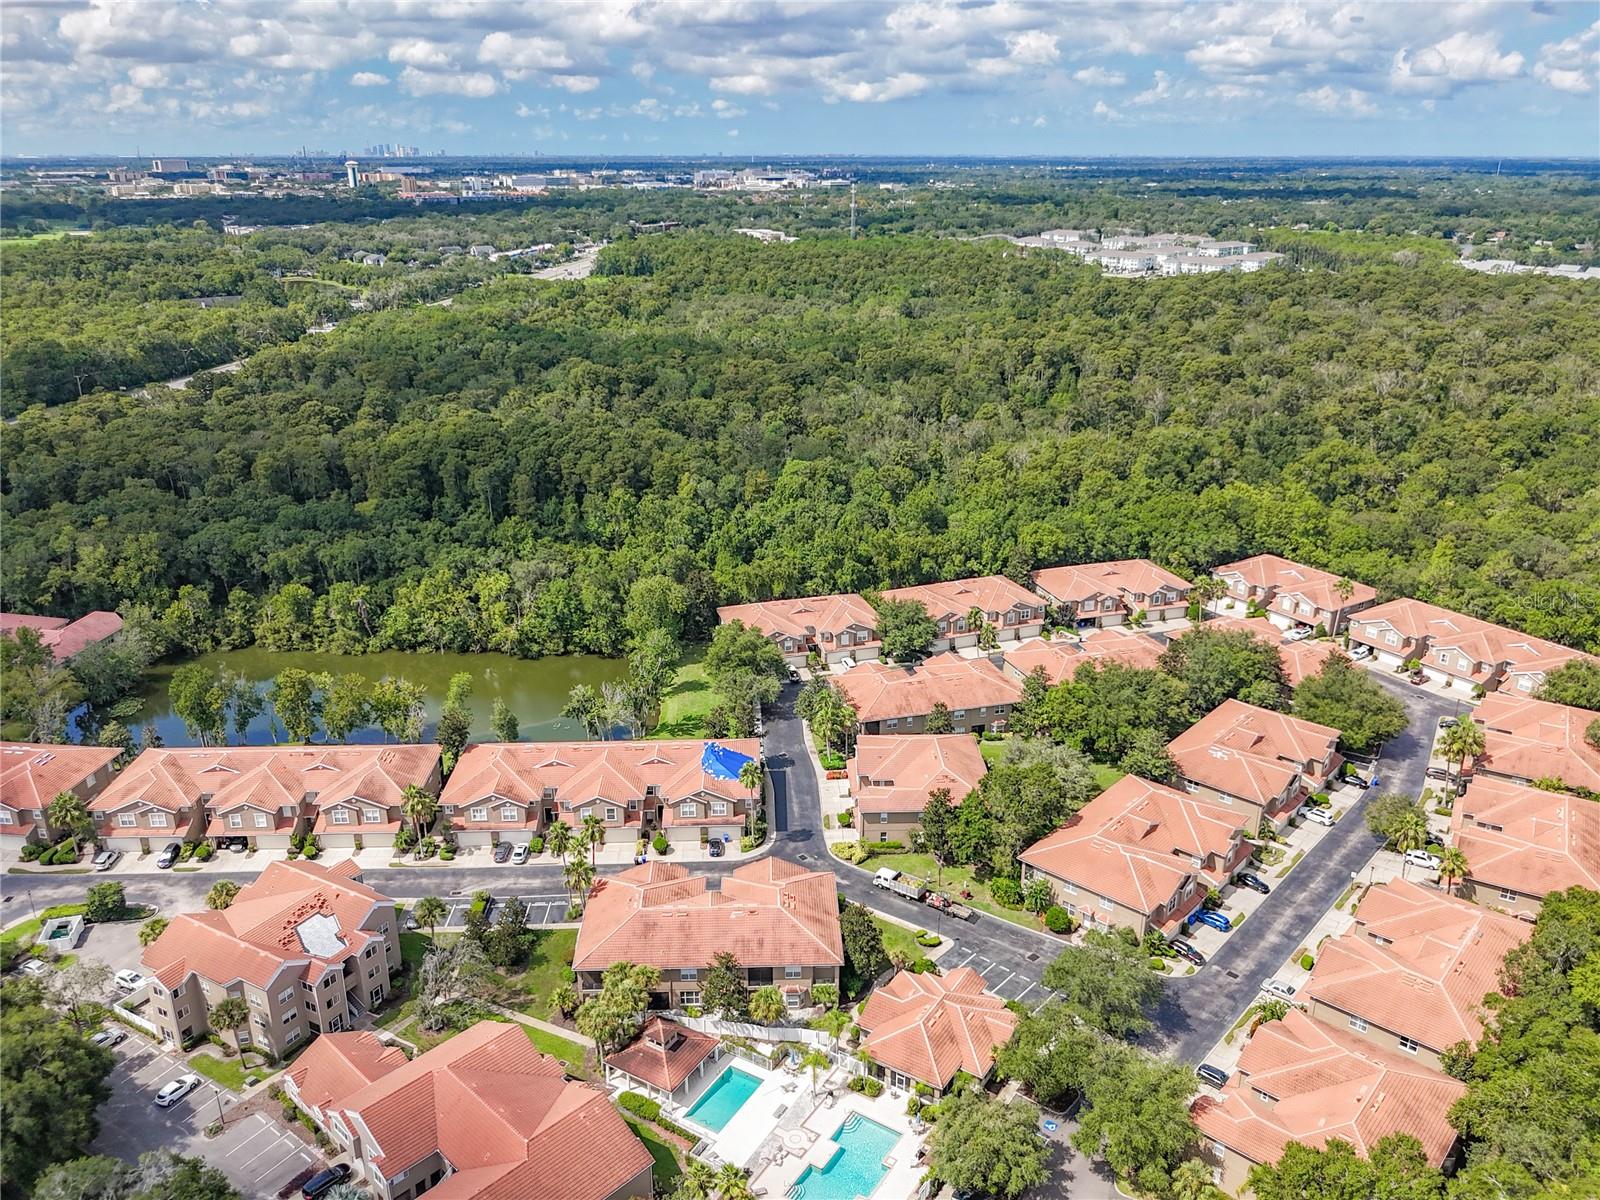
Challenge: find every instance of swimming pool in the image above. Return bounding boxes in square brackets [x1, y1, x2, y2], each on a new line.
[789, 1114, 899, 1200]
[683, 1065, 762, 1132]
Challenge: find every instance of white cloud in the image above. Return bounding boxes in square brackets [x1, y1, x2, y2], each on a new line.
[1390, 31, 1524, 95]
[550, 74, 600, 93]
[397, 66, 499, 98]
[824, 72, 929, 102]
[710, 97, 745, 119]
[1533, 20, 1599, 94]
[1131, 69, 1173, 105]
[1032, 114, 1047, 127]
[1005, 30, 1060, 66]
[1297, 84, 1378, 116]
[350, 71, 390, 88]
[387, 39, 453, 69]
[1073, 66, 1126, 86]
[515, 102, 550, 119]
[1092, 98, 1123, 121]
[478, 32, 572, 72]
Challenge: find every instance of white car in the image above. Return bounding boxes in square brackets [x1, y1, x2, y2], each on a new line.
[1304, 807, 1336, 827]
[114, 969, 147, 993]
[1263, 979, 1298, 999]
[1285, 626, 1313, 642]
[839, 656, 857, 670]
[92, 848, 120, 871]
[1351, 644, 1373, 660]
[510, 842, 530, 865]
[1405, 849, 1442, 871]
[153, 1074, 201, 1108]
[18, 958, 49, 978]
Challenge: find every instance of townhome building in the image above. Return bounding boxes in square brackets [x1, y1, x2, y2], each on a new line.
[1450, 776, 1600, 918]
[283, 1021, 653, 1200]
[573, 858, 843, 1012]
[442, 739, 762, 852]
[1167, 699, 1341, 835]
[715, 595, 880, 666]
[0, 742, 121, 857]
[1029, 559, 1192, 627]
[1302, 879, 1533, 1071]
[878, 575, 1045, 651]
[1019, 775, 1254, 938]
[1475, 692, 1600, 795]
[90, 745, 441, 854]
[834, 653, 1023, 735]
[0, 610, 124, 660]
[1346, 599, 1597, 694]
[137, 859, 400, 1057]
[848, 734, 988, 842]
[1209, 555, 1377, 635]
[1000, 629, 1167, 685]
[857, 967, 1018, 1095]
[1191, 1008, 1465, 1196]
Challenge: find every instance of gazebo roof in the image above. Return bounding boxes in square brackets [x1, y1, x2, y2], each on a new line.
[604, 1018, 718, 1092]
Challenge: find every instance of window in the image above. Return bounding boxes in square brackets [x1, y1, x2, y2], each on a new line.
[1062, 882, 1077, 895]
[470, 807, 487, 821]
[680, 968, 698, 981]
[228, 812, 243, 828]
[711, 801, 728, 816]
[542, 787, 557, 802]
[645, 785, 660, 797]
[1517, 677, 1532, 691]
[1349, 1016, 1368, 1032]
[605, 807, 618, 821]
[278, 988, 293, 1003]
[251, 994, 265, 1009]
[119, 813, 137, 827]
[285, 1027, 302, 1046]
[1398, 1036, 1420, 1055]
[886, 719, 899, 729]
[331, 809, 351, 824]
[281, 1011, 298, 1025]
[878, 812, 889, 823]
[785, 965, 802, 979]
[1385, 631, 1399, 646]
[678, 990, 700, 1007]
[1499, 888, 1519, 902]
[1438, 652, 1450, 666]
[176, 1006, 190, 1020]
[500, 805, 518, 822]
[953, 710, 966, 719]
[362, 808, 381, 824]
[370, 985, 383, 1005]
[148, 812, 167, 826]
[254, 812, 269, 828]
[878, 832, 888, 843]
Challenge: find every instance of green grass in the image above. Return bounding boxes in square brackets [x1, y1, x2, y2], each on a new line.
[190, 1052, 250, 1091]
[871, 916, 932, 966]
[1090, 764, 1126, 791]
[7, 866, 90, 875]
[858, 851, 1039, 930]
[652, 648, 717, 739]
[496, 928, 577, 1017]
[521, 1023, 590, 1075]
[978, 739, 1008, 766]
[623, 1117, 683, 1187]
[283, 275, 360, 293]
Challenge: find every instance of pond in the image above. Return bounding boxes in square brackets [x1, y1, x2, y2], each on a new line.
[121, 648, 631, 747]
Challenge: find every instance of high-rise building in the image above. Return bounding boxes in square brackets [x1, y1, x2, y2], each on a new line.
[345, 159, 359, 189]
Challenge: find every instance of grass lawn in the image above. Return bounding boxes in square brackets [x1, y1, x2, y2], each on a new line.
[1090, 763, 1126, 791]
[495, 928, 577, 1017]
[978, 739, 1007, 766]
[624, 1117, 683, 1188]
[652, 648, 718, 739]
[190, 1052, 251, 1091]
[871, 916, 934, 966]
[521, 1023, 590, 1076]
[860, 851, 1040, 931]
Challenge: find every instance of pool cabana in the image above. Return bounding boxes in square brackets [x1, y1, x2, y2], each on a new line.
[605, 1017, 725, 1105]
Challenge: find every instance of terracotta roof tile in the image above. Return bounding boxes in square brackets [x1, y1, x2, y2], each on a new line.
[835, 653, 1021, 724]
[1211, 556, 1377, 614]
[1349, 600, 1596, 684]
[0, 611, 123, 660]
[715, 594, 879, 649]
[1476, 693, 1600, 794]
[859, 968, 1019, 1089]
[604, 1018, 719, 1092]
[1450, 776, 1600, 899]
[1031, 559, 1192, 614]
[849, 735, 988, 813]
[880, 575, 1042, 622]
[1168, 699, 1338, 806]
[0, 742, 120, 819]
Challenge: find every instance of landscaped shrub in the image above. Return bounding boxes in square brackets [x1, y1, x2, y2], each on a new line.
[818, 751, 845, 771]
[1300, 953, 1315, 970]
[528, 837, 543, 856]
[179, 842, 195, 862]
[1312, 793, 1330, 806]
[193, 842, 213, 861]
[652, 833, 670, 855]
[989, 877, 1022, 907]
[618, 1091, 661, 1122]
[831, 841, 864, 863]
[438, 845, 455, 861]
[906, 1096, 923, 1117]
[863, 1076, 884, 1097]
[838, 809, 854, 827]
[915, 930, 940, 947]
[1149, 957, 1170, 972]
[19, 843, 43, 862]
[1044, 906, 1073, 934]
[740, 836, 757, 853]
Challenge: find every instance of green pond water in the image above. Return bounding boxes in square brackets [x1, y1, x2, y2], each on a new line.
[126, 649, 630, 747]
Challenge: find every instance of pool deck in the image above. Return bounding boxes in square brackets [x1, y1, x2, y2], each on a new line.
[671, 1058, 803, 1165]
[748, 1072, 925, 1200]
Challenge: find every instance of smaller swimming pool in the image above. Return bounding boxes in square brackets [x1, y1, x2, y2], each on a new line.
[790, 1113, 900, 1200]
[683, 1065, 762, 1132]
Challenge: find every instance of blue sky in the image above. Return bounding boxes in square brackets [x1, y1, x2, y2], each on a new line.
[2, 1, 1596, 158]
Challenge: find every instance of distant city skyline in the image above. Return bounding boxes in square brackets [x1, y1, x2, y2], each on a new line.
[2, 1, 1596, 158]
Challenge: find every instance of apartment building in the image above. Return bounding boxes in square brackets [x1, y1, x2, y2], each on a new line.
[1210, 555, 1377, 635]
[1448, 776, 1599, 918]
[1302, 880, 1532, 1071]
[1167, 699, 1341, 835]
[848, 734, 988, 841]
[573, 858, 843, 1011]
[715, 594, 880, 666]
[283, 1021, 653, 1200]
[1475, 692, 1600, 795]
[857, 967, 1018, 1095]
[0, 742, 121, 857]
[90, 745, 441, 854]
[878, 575, 1045, 651]
[0, 610, 124, 660]
[442, 739, 762, 851]
[835, 653, 1022, 735]
[1019, 775, 1253, 937]
[138, 859, 400, 1057]
[1030, 559, 1192, 627]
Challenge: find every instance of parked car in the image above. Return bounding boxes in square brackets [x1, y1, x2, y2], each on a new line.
[1438, 716, 1459, 729]
[1425, 765, 1451, 781]
[1234, 872, 1271, 895]
[840, 656, 857, 670]
[707, 839, 725, 857]
[1195, 1064, 1229, 1088]
[226, 837, 249, 853]
[1405, 849, 1442, 872]
[493, 841, 513, 863]
[92, 848, 120, 871]
[156, 842, 182, 869]
[18, 958, 49, 978]
[1351, 644, 1372, 660]
[510, 842, 530, 865]
[1189, 910, 1233, 934]
[1285, 626, 1313, 642]
[1304, 808, 1336, 827]
[1169, 939, 1205, 966]
[115, 969, 147, 993]
[403, 912, 419, 931]
[153, 1074, 201, 1108]
[301, 1164, 352, 1199]
[1263, 979, 1298, 999]
[90, 1028, 127, 1049]
[1408, 668, 1427, 684]
[787, 667, 801, 683]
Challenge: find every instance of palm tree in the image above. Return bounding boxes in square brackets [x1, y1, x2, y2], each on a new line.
[413, 895, 447, 942]
[547, 820, 573, 862]
[209, 996, 249, 1056]
[677, 1159, 717, 1200]
[581, 812, 605, 867]
[1393, 808, 1431, 877]
[139, 917, 169, 946]
[1440, 715, 1485, 797]
[45, 790, 95, 847]
[1188, 574, 1227, 615]
[715, 1164, 756, 1200]
[206, 880, 241, 910]
[1171, 1157, 1223, 1200]
[800, 1047, 831, 1094]
[738, 760, 764, 835]
[1438, 846, 1470, 895]
[401, 784, 439, 842]
[563, 856, 595, 913]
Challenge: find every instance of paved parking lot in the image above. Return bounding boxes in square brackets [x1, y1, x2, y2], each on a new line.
[430, 892, 570, 928]
[91, 1030, 324, 1197]
[939, 930, 1063, 1012]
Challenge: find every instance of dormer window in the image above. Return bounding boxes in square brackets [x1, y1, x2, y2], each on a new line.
[500, 805, 518, 822]
[542, 787, 557, 802]
[645, 785, 660, 797]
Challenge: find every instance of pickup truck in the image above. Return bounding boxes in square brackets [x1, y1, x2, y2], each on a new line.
[873, 867, 928, 902]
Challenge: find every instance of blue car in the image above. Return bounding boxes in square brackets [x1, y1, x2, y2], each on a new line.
[1189, 910, 1232, 934]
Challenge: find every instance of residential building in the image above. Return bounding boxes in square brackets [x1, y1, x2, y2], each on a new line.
[1002, 638, 1089, 685]
[1191, 1009, 1465, 1195]
[1475, 692, 1600, 795]
[442, 739, 761, 851]
[1019, 775, 1253, 937]
[283, 1021, 653, 1200]
[1302, 879, 1532, 1071]
[1030, 559, 1192, 626]
[1076, 628, 1169, 670]
[857, 968, 1019, 1095]
[879, 576, 1045, 651]
[90, 745, 441, 854]
[1450, 776, 1600, 917]
[573, 858, 843, 1011]
[603, 1017, 725, 1107]
[835, 653, 1022, 735]
[1346, 599, 1597, 694]
[139, 859, 400, 1057]
[1195, 239, 1255, 256]
[715, 593, 880, 665]
[0, 610, 124, 660]
[1189, 616, 1340, 687]
[1167, 699, 1341, 835]
[848, 734, 988, 841]
[0, 742, 121, 856]
[1209, 555, 1377, 635]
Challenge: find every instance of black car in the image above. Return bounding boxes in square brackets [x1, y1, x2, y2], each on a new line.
[1195, 1064, 1229, 1089]
[156, 842, 182, 869]
[1169, 939, 1205, 966]
[1234, 872, 1271, 895]
[708, 839, 725, 857]
[493, 842, 513, 863]
[787, 667, 801, 683]
[301, 1163, 352, 1199]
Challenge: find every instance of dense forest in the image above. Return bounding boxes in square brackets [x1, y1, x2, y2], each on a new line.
[5, 226, 1598, 662]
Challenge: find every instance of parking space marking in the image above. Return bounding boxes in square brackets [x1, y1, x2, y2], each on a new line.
[1015, 981, 1036, 1003]
[954, 950, 976, 969]
[991, 969, 1017, 993]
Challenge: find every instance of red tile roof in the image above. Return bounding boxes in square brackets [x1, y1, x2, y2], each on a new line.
[1190, 1008, 1465, 1168]
[835, 653, 1022, 724]
[1075, 629, 1168, 670]
[1349, 600, 1595, 684]
[1211, 556, 1377, 614]
[288, 1030, 407, 1113]
[0, 611, 123, 660]
[297, 1022, 653, 1200]
[1002, 639, 1086, 685]
[1304, 879, 1533, 1051]
[604, 1018, 719, 1092]
[880, 575, 1041, 623]
[0, 742, 120, 835]
[715, 594, 879, 649]
[849, 735, 988, 813]
[1190, 618, 1338, 687]
[574, 858, 843, 973]
[1450, 776, 1600, 899]
[859, 968, 1019, 1089]
[1476, 693, 1600, 794]
[1031, 559, 1192, 612]
[1168, 699, 1339, 807]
